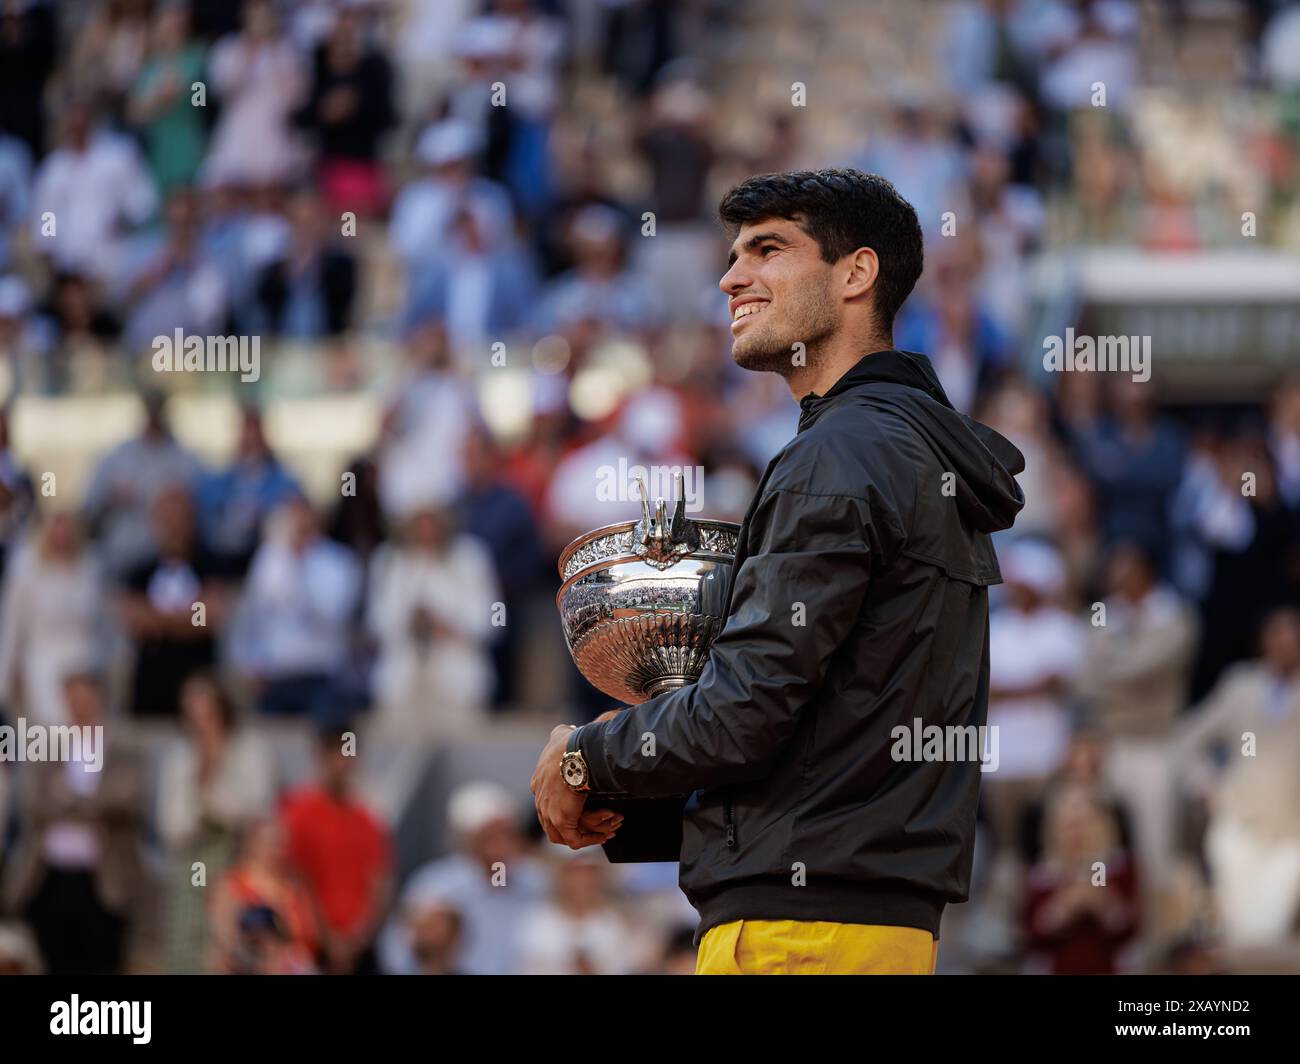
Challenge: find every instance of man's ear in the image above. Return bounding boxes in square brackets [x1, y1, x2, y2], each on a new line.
[843, 247, 879, 302]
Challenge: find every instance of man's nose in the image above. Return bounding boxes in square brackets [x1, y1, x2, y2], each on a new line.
[719, 261, 749, 295]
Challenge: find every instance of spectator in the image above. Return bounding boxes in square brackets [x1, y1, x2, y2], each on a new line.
[197, 405, 302, 573]
[0, 0, 57, 157]
[379, 781, 546, 975]
[518, 848, 655, 975]
[979, 378, 1071, 543]
[984, 539, 1084, 855]
[251, 188, 357, 341]
[1023, 783, 1139, 975]
[29, 96, 158, 283]
[0, 409, 33, 582]
[68, 0, 153, 114]
[325, 453, 387, 565]
[0, 511, 109, 726]
[158, 673, 276, 974]
[387, 118, 515, 275]
[0, 274, 43, 394]
[127, 3, 208, 195]
[0, 131, 32, 275]
[1270, 375, 1300, 511]
[1075, 542, 1197, 918]
[377, 321, 479, 519]
[400, 194, 537, 362]
[1177, 607, 1300, 948]
[201, 179, 292, 325]
[367, 505, 500, 742]
[33, 272, 122, 387]
[390, 0, 477, 127]
[118, 485, 233, 719]
[293, 5, 396, 217]
[404, 896, 466, 975]
[281, 725, 394, 975]
[533, 204, 654, 335]
[1018, 730, 1135, 868]
[851, 93, 968, 243]
[3, 672, 146, 974]
[1065, 377, 1186, 568]
[120, 185, 229, 358]
[629, 73, 718, 320]
[1035, 0, 1140, 115]
[1180, 436, 1299, 701]
[82, 391, 203, 581]
[456, 424, 546, 708]
[895, 247, 1014, 414]
[211, 816, 318, 974]
[229, 493, 362, 722]
[473, 0, 565, 221]
[203, 0, 307, 187]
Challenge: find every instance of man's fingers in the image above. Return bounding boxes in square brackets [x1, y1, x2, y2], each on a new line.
[563, 828, 614, 849]
[578, 809, 623, 832]
[558, 815, 617, 849]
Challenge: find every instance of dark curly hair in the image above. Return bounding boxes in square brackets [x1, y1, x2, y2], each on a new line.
[718, 168, 924, 334]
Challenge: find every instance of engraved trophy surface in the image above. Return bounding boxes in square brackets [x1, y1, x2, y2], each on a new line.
[556, 472, 740, 706]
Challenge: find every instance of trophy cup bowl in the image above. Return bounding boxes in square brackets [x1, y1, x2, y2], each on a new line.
[556, 474, 740, 706]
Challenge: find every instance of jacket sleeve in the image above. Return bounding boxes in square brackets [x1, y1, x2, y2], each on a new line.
[574, 487, 877, 797]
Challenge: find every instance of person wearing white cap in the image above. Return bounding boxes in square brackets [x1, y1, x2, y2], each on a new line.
[984, 539, 1085, 856]
[387, 118, 514, 270]
[376, 780, 550, 974]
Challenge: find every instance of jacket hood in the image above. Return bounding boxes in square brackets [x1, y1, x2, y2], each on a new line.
[798, 348, 1025, 533]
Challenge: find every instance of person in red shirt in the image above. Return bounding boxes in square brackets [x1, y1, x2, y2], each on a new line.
[280, 725, 394, 974]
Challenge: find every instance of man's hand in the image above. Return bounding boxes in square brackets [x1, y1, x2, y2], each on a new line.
[530, 725, 623, 849]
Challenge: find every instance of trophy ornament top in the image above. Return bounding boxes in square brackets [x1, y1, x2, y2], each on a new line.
[555, 472, 739, 587]
[632, 471, 700, 571]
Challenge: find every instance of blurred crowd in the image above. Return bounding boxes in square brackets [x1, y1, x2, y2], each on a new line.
[1, 0, 1300, 975]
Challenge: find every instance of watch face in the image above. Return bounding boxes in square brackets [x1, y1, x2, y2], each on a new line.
[562, 755, 587, 788]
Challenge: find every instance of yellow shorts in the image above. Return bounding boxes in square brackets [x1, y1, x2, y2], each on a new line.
[696, 919, 938, 975]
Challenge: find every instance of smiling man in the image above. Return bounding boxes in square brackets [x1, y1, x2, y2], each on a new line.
[531, 168, 1025, 974]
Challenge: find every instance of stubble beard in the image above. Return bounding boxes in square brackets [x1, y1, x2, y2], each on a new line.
[731, 281, 839, 380]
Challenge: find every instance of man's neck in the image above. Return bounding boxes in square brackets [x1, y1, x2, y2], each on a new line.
[786, 331, 894, 403]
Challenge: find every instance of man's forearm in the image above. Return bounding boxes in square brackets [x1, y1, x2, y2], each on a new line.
[569, 653, 796, 798]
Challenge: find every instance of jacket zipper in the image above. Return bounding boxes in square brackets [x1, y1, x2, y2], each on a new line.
[723, 793, 736, 848]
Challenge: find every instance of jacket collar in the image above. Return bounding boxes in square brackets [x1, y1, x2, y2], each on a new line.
[797, 348, 950, 431]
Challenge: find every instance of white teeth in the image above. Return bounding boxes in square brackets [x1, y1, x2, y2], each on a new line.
[733, 302, 768, 321]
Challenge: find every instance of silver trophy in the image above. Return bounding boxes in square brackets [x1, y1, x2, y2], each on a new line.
[557, 472, 740, 705]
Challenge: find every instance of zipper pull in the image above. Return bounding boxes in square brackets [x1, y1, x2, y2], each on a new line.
[724, 797, 736, 848]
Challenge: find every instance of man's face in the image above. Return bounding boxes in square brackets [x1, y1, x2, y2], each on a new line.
[320, 746, 354, 795]
[719, 218, 839, 375]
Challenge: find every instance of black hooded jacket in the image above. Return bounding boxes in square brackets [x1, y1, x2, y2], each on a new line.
[569, 349, 1025, 940]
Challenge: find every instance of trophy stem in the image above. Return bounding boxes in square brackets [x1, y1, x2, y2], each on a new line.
[642, 675, 692, 699]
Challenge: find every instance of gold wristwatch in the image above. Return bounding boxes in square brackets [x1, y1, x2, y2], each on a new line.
[560, 728, 591, 792]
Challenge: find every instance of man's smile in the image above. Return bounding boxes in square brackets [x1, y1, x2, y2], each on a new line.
[730, 298, 771, 330]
